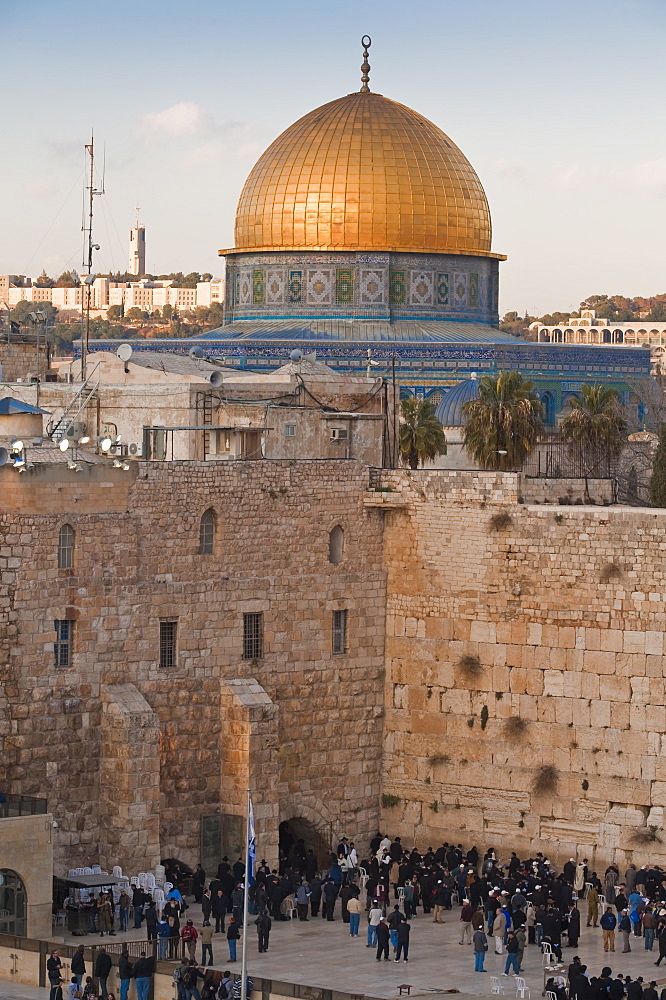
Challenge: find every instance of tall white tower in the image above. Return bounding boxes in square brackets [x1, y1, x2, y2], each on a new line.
[128, 206, 146, 276]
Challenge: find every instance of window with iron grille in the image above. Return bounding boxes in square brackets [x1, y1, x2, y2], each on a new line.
[243, 612, 263, 659]
[54, 619, 73, 667]
[159, 619, 178, 668]
[199, 508, 215, 554]
[332, 609, 348, 654]
[58, 524, 74, 569]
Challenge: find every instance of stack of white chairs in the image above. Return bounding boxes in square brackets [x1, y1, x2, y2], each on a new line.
[130, 876, 140, 888]
[83, 867, 94, 876]
[152, 886, 165, 918]
[138, 873, 148, 888]
[92, 865, 102, 874]
[113, 866, 123, 878]
[145, 873, 156, 889]
[155, 865, 166, 886]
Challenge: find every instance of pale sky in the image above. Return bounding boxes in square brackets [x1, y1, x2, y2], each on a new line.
[2, 0, 665, 316]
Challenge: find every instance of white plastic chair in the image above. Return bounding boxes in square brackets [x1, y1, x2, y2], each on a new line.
[515, 978, 530, 999]
[397, 887, 406, 906]
[490, 977, 505, 995]
[546, 992, 557, 1000]
[92, 865, 102, 874]
[285, 897, 297, 919]
[584, 882, 592, 898]
[152, 887, 165, 918]
[113, 866, 123, 878]
[155, 865, 166, 886]
[164, 881, 173, 895]
[145, 873, 156, 889]
[130, 876, 140, 887]
[138, 873, 148, 888]
[541, 942, 554, 966]
[358, 866, 368, 890]
[598, 894, 607, 909]
[83, 867, 94, 875]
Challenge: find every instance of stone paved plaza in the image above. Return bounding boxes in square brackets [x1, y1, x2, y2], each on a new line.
[46, 899, 666, 998]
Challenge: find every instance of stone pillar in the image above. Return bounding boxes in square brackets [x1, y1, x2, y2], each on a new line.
[220, 678, 279, 869]
[99, 684, 160, 872]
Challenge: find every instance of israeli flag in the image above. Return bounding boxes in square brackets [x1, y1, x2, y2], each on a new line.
[248, 796, 256, 886]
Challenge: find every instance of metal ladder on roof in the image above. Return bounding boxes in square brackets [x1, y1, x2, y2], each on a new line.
[47, 363, 101, 440]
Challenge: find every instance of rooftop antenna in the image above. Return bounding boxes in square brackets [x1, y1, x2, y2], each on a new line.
[360, 36, 371, 93]
[81, 134, 104, 382]
[135, 204, 141, 226]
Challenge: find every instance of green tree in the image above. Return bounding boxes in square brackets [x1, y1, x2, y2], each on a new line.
[35, 269, 54, 287]
[649, 424, 666, 507]
[561, 384, 628, 477]
[399, 397, 447, 469]
[462, 371, 544, 471]
[125, 307, 148, 322]
[55, 270, 80, 287]
[107, 304, 124, 321]
[10, 300, 58, 327]
[647, 301, 666, 322]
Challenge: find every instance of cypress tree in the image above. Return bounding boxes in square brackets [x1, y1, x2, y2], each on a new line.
[649, 424, 666, 507]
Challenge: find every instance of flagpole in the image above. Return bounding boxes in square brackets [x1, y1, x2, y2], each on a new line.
[240, 787, 251, 1000]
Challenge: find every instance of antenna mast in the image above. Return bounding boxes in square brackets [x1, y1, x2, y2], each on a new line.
[81, 135, 102, 382]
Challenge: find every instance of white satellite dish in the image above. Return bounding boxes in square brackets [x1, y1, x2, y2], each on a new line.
[117, 344, 133, 363]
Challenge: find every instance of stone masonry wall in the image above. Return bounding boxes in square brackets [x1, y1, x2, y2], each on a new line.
[0, 459, 385, 873]
[379, 469, 666, 869]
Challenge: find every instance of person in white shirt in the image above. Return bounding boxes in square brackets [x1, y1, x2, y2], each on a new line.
[349, 844, 358, 869]
[367, 901, 383, 948]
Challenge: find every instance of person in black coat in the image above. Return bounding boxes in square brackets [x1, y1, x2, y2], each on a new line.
[376, 918, 390, 961]
[308, 877, 322, 917]
[94, 949, 113, 1000]
[255, 911, 271, 953]
[71, 946, 86, 986]
[212, 891, 227, 933]
[396, 918, 411, 962]
[567, 905, 581, 947]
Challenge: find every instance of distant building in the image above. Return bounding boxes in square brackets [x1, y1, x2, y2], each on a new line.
[129, 223, 146, 276]
[534, 309, 666, 374]
[0, 274, 224, 317]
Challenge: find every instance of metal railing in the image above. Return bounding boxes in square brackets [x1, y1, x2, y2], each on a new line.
[47, 362, 101, 440]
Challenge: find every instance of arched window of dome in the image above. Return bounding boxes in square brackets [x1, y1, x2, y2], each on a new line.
[329, 525, 344, 565]
[58, 524, 74, 569]
[427, 389, 444, 407]
[540, 391, 556, 426]
[199, 508, 216, 555]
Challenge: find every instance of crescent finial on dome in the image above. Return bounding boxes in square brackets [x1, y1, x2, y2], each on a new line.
[360, 35, 371, 92]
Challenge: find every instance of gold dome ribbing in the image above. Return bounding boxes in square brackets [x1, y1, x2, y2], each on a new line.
[231, 91, 494, 257]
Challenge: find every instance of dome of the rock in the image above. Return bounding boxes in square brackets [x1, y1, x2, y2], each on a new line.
[232, 91, 496, 257]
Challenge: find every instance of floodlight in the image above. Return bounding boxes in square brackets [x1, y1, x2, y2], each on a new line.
[12, 457, 25, 468]
[11, 439, 24, 452]
[99, 436, 112, 452]
[79, 435, 90, 444]
[112, 459, 122, 468]
[59, 438, 70, 452]
[121, 462, 130, 471]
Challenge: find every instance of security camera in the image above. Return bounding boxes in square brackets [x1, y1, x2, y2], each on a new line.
[52, 821, 59, 829]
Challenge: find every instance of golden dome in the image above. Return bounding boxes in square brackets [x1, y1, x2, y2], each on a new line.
[230, 90, 496, 257]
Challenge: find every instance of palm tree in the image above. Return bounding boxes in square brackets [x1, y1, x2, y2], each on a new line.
[399, 397, 447, 469]
[561, 384, 627, 476]
[462, 371, 544, 471]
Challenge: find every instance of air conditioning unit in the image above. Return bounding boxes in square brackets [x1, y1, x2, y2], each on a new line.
[330, 427, 349, 441]
[128, 442, 143, 456]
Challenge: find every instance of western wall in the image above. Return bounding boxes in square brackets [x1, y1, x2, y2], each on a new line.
[379, 469, 666, 868]
[3, 459, 666, 874]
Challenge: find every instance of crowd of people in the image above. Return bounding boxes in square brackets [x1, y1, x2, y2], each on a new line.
[48, 838, 666, 1000]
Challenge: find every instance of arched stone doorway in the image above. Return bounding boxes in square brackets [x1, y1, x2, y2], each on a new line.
[279, 817, 331, 872]
[0, 869, 27, 936]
